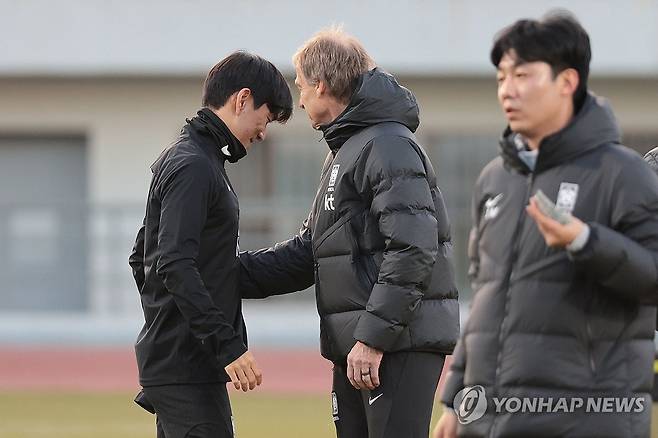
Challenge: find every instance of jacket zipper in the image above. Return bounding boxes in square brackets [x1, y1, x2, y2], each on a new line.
[313, 261, 321, 304]
[489, 173, 536, 437]
[586, 320, 597, 375]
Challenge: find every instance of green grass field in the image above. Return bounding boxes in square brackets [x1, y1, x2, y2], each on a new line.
[0, 392, 656, 437]
[0, 392, 341, 438]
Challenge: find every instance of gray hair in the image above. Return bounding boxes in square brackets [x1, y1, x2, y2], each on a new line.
[293, 26, 375, 103]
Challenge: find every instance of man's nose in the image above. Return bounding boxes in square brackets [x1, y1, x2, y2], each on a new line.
[498, 77, 516, 100]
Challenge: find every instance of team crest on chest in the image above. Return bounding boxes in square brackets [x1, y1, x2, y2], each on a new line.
[556, 182, 579, 214]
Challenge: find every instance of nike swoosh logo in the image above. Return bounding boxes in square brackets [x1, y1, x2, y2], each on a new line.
[485, 193, 502, 209]
[221, 145, 231, 156]
[368, 393, 384, 405]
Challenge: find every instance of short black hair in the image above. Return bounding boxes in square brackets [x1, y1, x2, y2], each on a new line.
[202, 51, 293, 123]
[491, 10, 591, 110]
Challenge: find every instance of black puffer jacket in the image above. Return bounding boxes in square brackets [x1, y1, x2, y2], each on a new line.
[240, 69, 460, 361]
[643, 146, 658, 331]
[441, 94, 658, 437]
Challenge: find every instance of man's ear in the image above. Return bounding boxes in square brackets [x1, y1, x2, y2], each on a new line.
[316, 80, 327, 98]
[559, 68, 579, 98]
[235, 88, 252, 114]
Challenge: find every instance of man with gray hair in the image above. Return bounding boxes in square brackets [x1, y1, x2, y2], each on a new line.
[239, 28, 460, 437]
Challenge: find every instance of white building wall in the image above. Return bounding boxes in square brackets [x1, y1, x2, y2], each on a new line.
[1, 0, 657, 76]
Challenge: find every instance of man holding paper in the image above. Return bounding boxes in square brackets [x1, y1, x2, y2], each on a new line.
[435, 11, 658, 438]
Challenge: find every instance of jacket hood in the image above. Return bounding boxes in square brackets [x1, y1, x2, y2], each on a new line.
[320, 68, 420, 150]
[500, 92, 621, 174]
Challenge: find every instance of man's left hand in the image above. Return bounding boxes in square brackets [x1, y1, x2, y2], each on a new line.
[346, 341, 383, 390]
[526, 197, 585, 248]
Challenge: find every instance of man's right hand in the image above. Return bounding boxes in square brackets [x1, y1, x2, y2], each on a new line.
[224, 351, 262, 392]
[432, 408, 458, 438]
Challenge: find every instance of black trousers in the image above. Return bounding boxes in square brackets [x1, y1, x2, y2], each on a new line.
[332, 352, 444, 438]
[141, 383, 234, 438]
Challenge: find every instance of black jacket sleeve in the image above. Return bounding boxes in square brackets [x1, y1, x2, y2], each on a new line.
[439, 167, 489, 409]
[239, 213, 315, 299]
[129, 218, 146, 292]
[155, 158, 247, 367]
[467, 171, 487, 287]
[352, 136, 439, 351]
[238, 152, 337, 299]
[571, 156, 658, 305]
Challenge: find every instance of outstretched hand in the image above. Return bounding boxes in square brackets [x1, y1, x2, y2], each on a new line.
[225, 350, 263, 392]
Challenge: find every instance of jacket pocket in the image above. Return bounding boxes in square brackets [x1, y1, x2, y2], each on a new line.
[354, 256, 376, 294]
[347, 218, 377, 293]
[362, 253, 378, 286]
[313, 210, 360, 253]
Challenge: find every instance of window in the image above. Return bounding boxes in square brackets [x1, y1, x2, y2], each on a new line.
[0, 135, 88, 312]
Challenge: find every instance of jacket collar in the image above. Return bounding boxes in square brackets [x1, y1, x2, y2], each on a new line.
[186, 108, 247, 163]
[499, 92, 621, 175]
